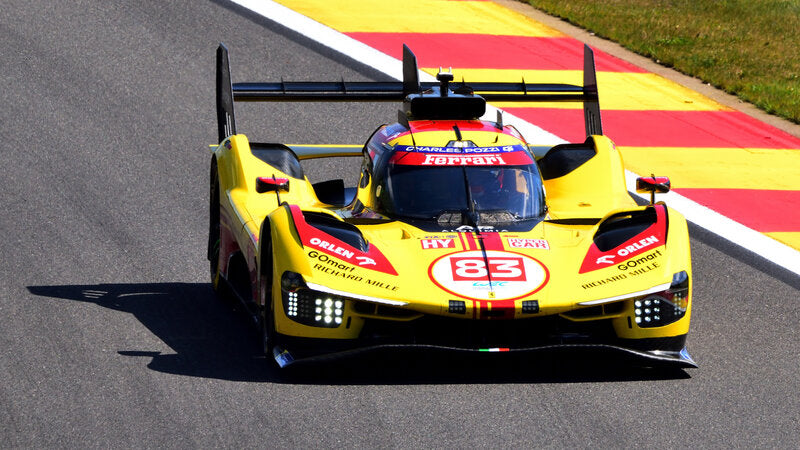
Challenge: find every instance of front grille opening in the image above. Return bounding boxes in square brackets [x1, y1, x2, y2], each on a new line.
[564, 305, 603, 319]
[561, 301, 626, 321]
[352, 300, 420, 319]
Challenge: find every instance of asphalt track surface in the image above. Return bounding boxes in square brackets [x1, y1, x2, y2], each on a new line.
[2, 1, 800, 447]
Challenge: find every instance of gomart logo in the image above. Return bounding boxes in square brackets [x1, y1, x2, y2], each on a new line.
[428, 250, 548, 301]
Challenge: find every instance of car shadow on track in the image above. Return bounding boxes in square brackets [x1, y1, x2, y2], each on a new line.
[27, 282, 690, 384]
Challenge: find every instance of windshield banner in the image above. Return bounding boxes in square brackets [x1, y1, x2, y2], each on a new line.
[390, 151, 533, 166]
[394, 144, 527, 154]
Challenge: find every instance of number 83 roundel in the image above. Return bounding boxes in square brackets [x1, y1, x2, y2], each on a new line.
[428, 250, 549, 301]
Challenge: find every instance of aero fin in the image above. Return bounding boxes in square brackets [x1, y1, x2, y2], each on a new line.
[273, 346, 295, 368]
[402, 44, 421, 97]
[582, 44, 602, 137]
[216, 43, 236, 143]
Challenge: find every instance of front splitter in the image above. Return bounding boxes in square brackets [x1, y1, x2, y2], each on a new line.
[272, 342, 697, 369]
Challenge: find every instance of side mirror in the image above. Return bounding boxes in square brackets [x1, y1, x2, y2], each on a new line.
[636, 176, 670, 205]
[256, 176, 290, 193]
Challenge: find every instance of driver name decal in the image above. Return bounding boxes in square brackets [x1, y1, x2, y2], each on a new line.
[421, 154, 506, 166]
[429, 250, 548, 301]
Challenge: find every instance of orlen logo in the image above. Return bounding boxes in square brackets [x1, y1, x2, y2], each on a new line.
[580, 228, 665, 274]
[309, 237, 355, 259]
[619, 235, 659, 256]
[308, 237, 376, 266]
[429, 250, 548, 301]
[595, 235, 660, 265]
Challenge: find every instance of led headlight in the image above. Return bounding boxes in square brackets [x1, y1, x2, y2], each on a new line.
[280, 272, 344, 328]
[634, 271, 689, 328]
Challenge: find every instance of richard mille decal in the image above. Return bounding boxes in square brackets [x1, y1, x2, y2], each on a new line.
[582, 274, 627, 290]
[428, 250, 548, 301]
[582, 250, 664, 289]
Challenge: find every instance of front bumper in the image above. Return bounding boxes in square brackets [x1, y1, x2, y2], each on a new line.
[273, 342, 696, 369]
[271, 314, 696, 368]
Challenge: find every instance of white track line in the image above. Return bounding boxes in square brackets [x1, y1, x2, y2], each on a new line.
[230, 0, 800, 277]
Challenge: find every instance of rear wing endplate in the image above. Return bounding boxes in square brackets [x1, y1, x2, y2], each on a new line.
[216, 43, 602, 143]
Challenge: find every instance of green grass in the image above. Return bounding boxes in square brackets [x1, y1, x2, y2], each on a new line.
[527, 0, 800, 124]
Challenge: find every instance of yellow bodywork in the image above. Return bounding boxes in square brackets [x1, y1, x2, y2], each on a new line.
[211, 123, 692, 348]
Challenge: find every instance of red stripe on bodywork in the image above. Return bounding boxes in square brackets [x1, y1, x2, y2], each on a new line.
[409, 120, 513, 133]
[465, 233, 477, 250]
[674, 188, 800, 232]
[289, 205, 398, 275]
[504, 108, 800, 149]
[458, 233, 470, 250]
[478, 232, 505, 251]
[346, 33, 646, 72]
[481, 299, 516, 319]
[580, 205, 667, 273]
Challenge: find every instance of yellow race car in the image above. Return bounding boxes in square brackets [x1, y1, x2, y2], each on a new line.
[209, 44, 694, 368]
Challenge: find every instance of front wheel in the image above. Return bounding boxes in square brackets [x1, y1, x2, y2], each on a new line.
[259, 221, 279, 357]
[260, 274, 276, 357]
[209, 159, 223, 291]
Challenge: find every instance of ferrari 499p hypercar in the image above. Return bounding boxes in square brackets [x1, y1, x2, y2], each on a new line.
[208, 43, 695, 368]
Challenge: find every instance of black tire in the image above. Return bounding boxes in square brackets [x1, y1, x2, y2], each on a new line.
[209, 159, 223, 292]
[259, 221, 278, 357]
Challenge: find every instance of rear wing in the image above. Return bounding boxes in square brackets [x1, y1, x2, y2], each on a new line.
[216, 43, 602, 143]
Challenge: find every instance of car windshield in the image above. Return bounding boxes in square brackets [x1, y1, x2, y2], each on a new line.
[376, 164, 545, 225]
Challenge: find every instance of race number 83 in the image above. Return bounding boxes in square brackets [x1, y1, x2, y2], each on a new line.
[450, 257, 527, 281]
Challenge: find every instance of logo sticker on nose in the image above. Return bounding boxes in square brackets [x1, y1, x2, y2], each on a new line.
[428, 250, 549, 300]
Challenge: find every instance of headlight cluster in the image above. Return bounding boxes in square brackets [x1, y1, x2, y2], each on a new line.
[634, 271, 689, 328]
[281, 272, 344, 328]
